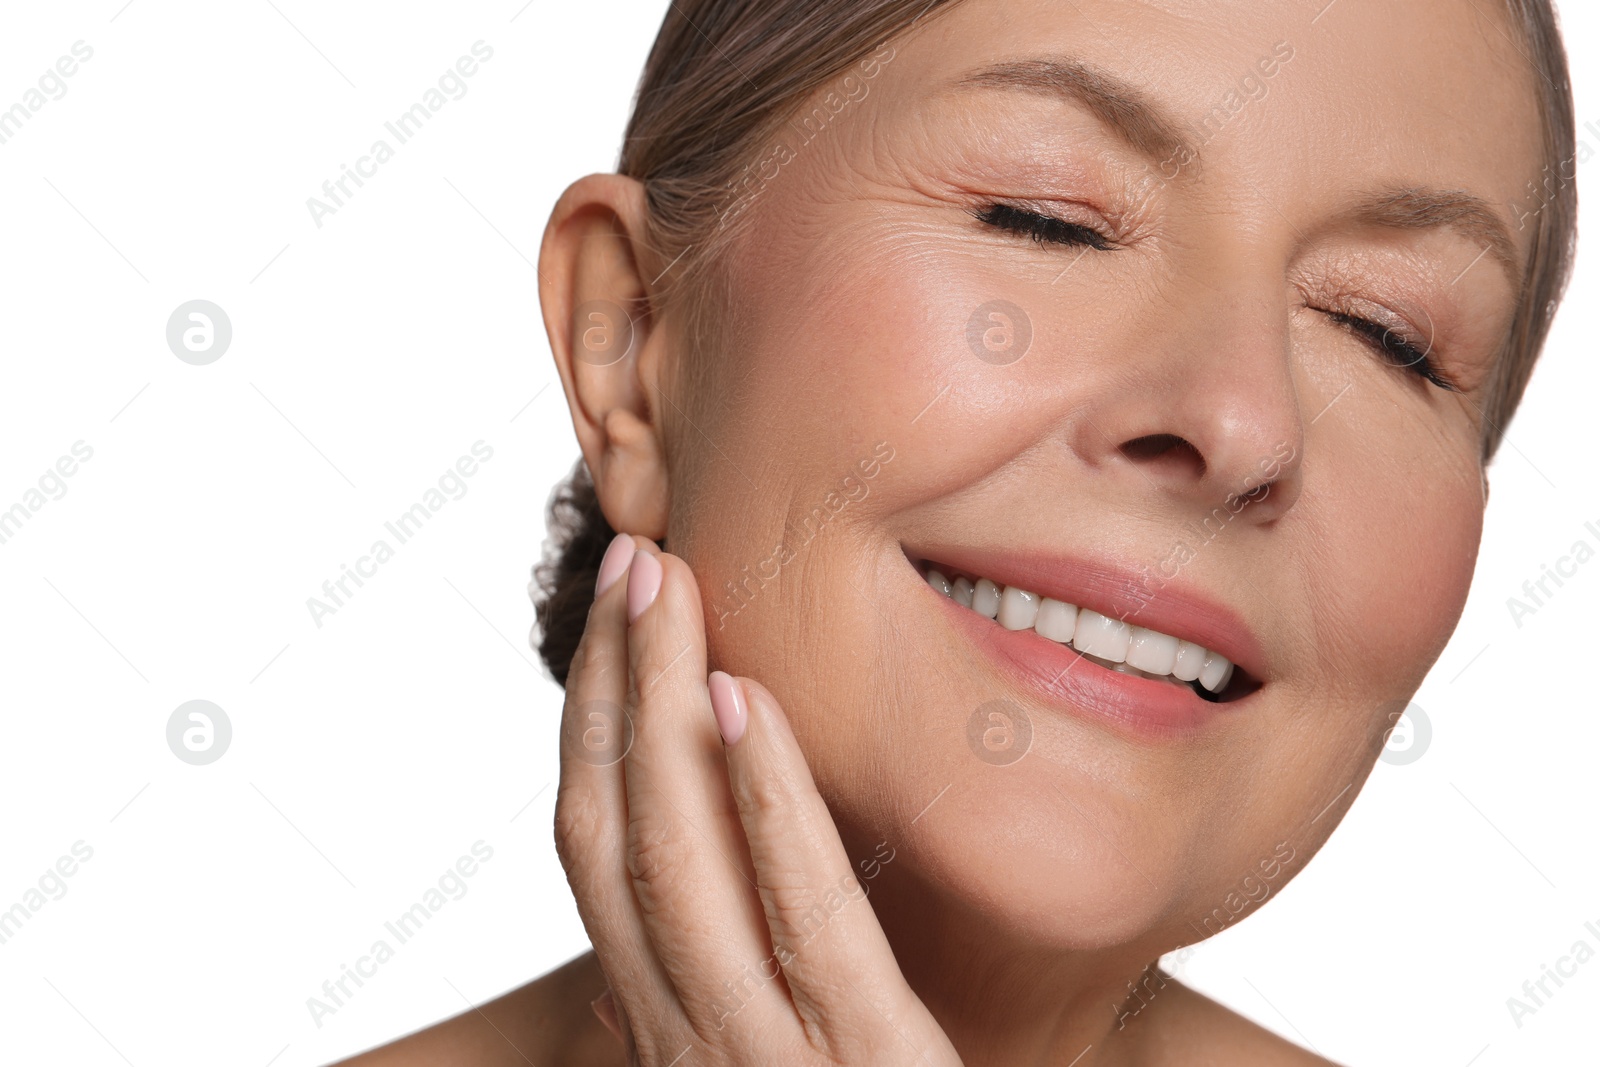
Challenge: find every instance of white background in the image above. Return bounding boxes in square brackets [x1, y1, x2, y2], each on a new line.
[0, 2, 1594, 1064]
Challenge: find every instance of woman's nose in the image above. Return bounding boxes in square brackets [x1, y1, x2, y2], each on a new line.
[1061, 286, 1307, 525]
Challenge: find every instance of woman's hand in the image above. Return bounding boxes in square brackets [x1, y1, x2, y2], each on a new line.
[553, 532, 963, 1066]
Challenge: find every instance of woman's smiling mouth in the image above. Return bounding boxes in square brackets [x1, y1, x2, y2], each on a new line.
[906, 545, 1266, 735]
[924, 560, 1246, 696]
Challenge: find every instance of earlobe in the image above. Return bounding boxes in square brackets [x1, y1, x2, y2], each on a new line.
[599, 406, 671, 538]
[538, 173, 673, 539]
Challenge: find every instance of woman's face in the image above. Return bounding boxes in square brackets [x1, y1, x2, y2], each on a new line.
[656, 0, 1542, 953]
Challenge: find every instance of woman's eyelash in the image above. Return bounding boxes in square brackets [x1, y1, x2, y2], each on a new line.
[1325, 311, 1459, 392]
[974, 203, 1115, 251]
[975, 202, 1459, 394]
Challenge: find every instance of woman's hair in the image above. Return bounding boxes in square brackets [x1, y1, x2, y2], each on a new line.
[533, 0, 1578, 687]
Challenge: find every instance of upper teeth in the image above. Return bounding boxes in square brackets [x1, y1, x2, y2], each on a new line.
[925, 567, 1236, 695]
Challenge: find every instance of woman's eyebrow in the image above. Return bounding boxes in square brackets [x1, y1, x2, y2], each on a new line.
[950, 57, 1191, 170]
[951, 60, 1525, 290]
[1343, 187, 1523, 290]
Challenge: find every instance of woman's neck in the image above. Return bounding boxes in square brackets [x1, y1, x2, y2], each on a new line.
[848, 843, 1174, 1067]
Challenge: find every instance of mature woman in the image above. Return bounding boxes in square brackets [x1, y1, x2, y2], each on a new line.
[342, 0, 1577, 1062]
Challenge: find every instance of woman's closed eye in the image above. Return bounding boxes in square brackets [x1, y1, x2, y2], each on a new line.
[973, 202, 1116, 252]
[973, 201, 1460, 392]
[1323, 310, 1458, 392]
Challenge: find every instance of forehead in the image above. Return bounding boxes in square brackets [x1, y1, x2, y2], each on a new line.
[855, 0, 1545, 254]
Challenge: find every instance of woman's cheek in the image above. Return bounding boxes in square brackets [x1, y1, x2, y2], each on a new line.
[1320, 442, 1483, 698]
[731, 220, 1027, 481]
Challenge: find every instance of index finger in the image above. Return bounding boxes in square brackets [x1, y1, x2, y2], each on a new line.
[552, 532, 679, 1049]
[618, 550, 788, 1043]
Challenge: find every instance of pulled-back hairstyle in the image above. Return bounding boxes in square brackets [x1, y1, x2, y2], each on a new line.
[533, 0, 1578, 686]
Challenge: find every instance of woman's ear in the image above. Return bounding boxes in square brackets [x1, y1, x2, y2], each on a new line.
[539, 173, 673, 540]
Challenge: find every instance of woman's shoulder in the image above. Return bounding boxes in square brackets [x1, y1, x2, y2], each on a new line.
[326, 950, 623, 1067]
[1134, 978, 1345, 1066]
[325, 953, 1339, 1067]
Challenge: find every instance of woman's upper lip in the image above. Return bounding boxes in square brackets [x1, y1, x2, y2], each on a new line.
[903, 543, 1269, 682]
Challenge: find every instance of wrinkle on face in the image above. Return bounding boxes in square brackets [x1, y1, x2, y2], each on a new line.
[665, 0, 1548, 1014]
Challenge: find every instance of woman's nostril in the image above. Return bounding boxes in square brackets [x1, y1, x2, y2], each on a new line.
[1120, 433, 1206, 475]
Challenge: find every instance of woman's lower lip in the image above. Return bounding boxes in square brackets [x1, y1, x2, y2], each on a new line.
[927, 577, 1244, 739]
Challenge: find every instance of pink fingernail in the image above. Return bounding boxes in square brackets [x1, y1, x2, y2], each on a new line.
[707, 671, 748, 746]
[626, 549, 662, 623]
[595, 532, 634, 597]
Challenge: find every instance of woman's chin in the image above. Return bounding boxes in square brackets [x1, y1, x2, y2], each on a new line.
[889, 800, 1197, 955]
